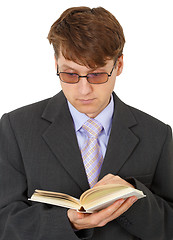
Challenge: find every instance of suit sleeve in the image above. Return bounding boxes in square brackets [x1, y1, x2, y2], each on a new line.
[0, 113, 85, 240]
[117, 125, 173, 240]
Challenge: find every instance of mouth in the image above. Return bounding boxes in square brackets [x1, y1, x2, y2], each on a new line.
[78, 98, 96, 104]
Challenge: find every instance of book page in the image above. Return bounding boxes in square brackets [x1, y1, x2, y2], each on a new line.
[80, 184, 145, 212]
[80, 184, 128, 205]
[85, 189, 145, 212]
[30, 190, 80, 210]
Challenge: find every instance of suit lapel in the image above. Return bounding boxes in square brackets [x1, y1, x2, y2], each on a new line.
[42, 91, 89, 192]
[41, 91, 139, 190]
[99, 93, 139, 180]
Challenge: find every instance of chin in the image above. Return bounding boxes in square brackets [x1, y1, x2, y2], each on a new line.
[77, 107, 94, 116]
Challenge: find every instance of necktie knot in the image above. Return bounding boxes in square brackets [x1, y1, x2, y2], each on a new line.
[82, 119, 103, 139]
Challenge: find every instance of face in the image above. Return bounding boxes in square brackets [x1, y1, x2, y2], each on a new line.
[55, 52, 123, 118]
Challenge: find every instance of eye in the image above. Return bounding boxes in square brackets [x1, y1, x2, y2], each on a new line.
[93, 73, 101, 76]
[88, 73, 101, 78]
[88, 73, 107, 78]
[66, 73, 78, 76]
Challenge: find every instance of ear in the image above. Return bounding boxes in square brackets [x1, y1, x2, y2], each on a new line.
[116, 55, 124, 76]
[54, 54, 58, 71]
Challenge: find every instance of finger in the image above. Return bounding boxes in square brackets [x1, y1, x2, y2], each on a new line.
[76, 212, 85, 219]
[67, 209, 92, 230]
[89, 198, 126, 223]
[89, 198, 125, 227]
[68, 209, 83, 222]
[98, 196, 138, 226]
[94, 174, 116, 187]
[71, 198, 125, 229]
[116, 196, 138, 214]
[68, 196, 138, 230]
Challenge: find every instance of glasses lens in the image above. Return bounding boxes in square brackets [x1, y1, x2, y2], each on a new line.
[87, 73, 108, 84]
[59, 73, 78, 83]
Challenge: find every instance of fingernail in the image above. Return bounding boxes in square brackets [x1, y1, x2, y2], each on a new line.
[119, 199, 125, 205]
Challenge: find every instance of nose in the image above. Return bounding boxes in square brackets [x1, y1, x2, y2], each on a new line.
[77, 77, 93, 95]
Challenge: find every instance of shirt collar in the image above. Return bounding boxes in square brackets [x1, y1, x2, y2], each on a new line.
[67, 94, 114, 136]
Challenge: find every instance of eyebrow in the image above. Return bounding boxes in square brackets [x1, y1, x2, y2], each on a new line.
[60, 64, 76, 70]
[59, 64, 106, 73]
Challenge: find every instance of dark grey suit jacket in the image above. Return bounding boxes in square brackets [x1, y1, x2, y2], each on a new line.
[0, 91, 173, 240]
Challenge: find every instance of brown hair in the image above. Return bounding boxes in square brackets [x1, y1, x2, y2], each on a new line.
[47, 6, 125, 68]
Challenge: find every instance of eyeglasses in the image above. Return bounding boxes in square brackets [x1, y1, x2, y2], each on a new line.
[57, 60, 117, 84]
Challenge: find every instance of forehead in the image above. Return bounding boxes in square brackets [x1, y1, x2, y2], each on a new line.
[57, 51, 114, 72]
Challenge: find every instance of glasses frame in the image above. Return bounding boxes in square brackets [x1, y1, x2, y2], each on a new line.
[56, 59, 118, 84]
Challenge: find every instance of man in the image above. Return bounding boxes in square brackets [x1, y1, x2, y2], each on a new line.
[0, 6, 172, 240]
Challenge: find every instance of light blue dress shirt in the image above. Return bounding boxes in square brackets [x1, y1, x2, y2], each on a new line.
[67, 95, 114, 158]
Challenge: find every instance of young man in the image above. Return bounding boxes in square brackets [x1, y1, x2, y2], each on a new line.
[0, 6, 173, 240]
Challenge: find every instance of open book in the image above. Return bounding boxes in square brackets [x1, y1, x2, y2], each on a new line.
[29, 184, 146, 213]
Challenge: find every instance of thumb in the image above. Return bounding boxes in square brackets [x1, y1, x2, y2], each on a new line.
[67, 209, 84, 221]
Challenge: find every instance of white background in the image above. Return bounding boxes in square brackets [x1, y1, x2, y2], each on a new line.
[0, 0, 172, 128]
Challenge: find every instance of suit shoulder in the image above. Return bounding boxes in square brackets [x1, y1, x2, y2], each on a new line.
[113, 93, 169, 130]
[7, 98, 51, 121]
[113, 93, 168, 130]
[0, 97, 52, 137]
[129, 105, 165, 124]
[127, 104, 170, 134]
[6, 91, 65, 123]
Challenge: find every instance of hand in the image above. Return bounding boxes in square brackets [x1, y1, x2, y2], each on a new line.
[94, 173, 135, 189]
[67, 174, 138, 230]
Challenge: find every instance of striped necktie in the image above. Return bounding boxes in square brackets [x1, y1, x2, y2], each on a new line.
[81, 119, 103, 188]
